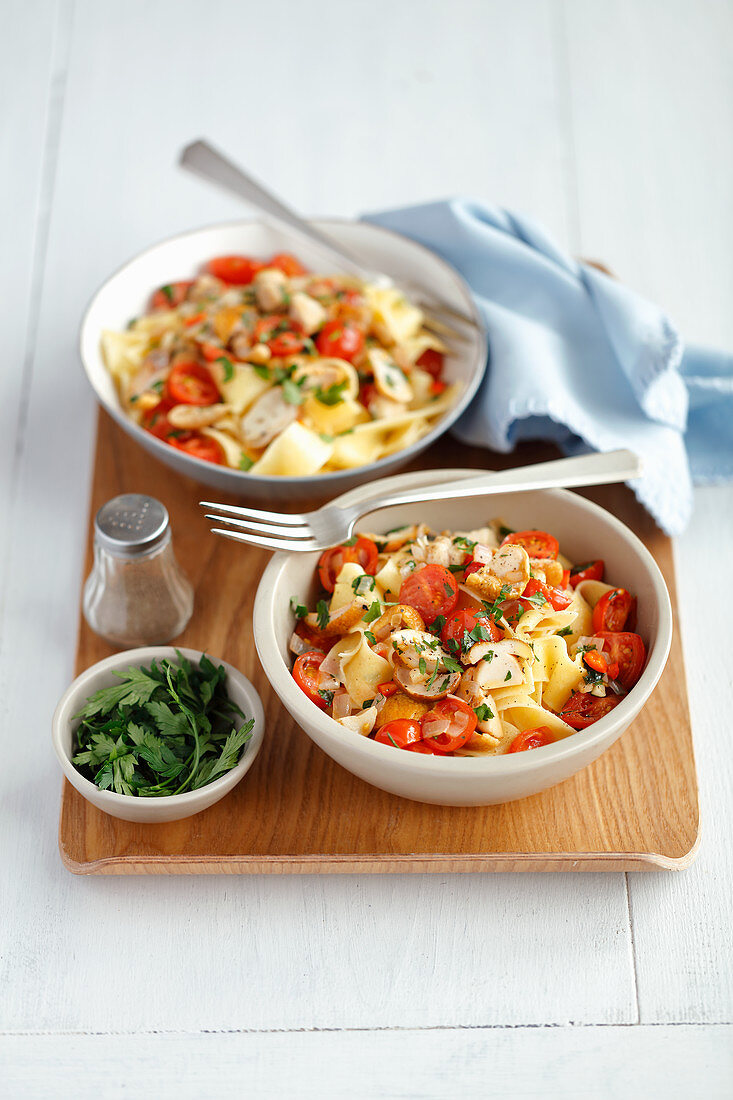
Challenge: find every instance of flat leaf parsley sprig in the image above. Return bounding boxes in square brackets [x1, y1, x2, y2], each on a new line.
[72, 652, 254, 797]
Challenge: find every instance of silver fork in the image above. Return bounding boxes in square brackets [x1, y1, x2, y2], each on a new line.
[201, 450, 641, 553]
[179, 139, 479, 340]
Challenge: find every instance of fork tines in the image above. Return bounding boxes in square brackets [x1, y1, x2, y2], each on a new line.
[201, 501, 319, 552]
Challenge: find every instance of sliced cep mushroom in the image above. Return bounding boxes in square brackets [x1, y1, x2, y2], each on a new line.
[167, 403, 233, 429]
[375, 691, 429, 729]
[240, 387, 298, 450]
[466, 638, 533, 689]
[292, 357, 359, 399]
[456, 671, 505, 738]
[304, 600, 368, 638]
[389, 629, 461, 701]
[464, 543, 530, 600]
[393, 665, 461, 701]
[337, 706, 378, 737]
[367, 348, 413, 404]
[371, 604, 425, 642]
[530, 557, 564, 587]
[289, 291, 327, 335]
[253, 267, 289, 311]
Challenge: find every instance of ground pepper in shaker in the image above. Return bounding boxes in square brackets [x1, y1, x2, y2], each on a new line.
[83, 494, 194, 648]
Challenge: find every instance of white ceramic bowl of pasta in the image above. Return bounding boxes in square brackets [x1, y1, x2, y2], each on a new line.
[79, 219, 486, 501]
[254, 468, 673, 806]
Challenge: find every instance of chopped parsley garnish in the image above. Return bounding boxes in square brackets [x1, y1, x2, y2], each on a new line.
[253, 363, 271, 381]
[497, 524, 514, 540]
[160, 284, 174, 303]
[289, 598, 308, 619]
[314, 380, 348, 406]
[216, 355, 235, 382]
[364, 631, 376, 645]
[443, 581, 455, 596]
[474, 703, 494, 722]
[443, 656, 463, 675]
[318, 689, 334, 706]
[281, 377, 306, 406]
[352, 574, 376, 596]
[430, 614, 446, 636]
[504, 670, 512, 681]
[453, 536, 477, 550]
[238, 454, 254, 471]
[557, 625, 573, 637]
[418, 657, 427, 675]
[363, 601, 382, 624]
[316, 600, 330, 630]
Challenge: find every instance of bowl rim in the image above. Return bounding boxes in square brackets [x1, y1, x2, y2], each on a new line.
[78, 216, 488, 483]
[253, 467, 673, 772]
[51, 645, 265, 805]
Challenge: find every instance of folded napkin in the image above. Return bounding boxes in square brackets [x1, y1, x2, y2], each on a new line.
[364, 199, 733, 536]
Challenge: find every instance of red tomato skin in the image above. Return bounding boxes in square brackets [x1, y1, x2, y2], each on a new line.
[207, 255, 263, 285]
[292, 652, 328, 709]
[592, 588, 633, 633]
[570, 559, 605, 587]
[462, 560, 484, 580]
[415, 348, 444, 378]
[268, 252, 308, 277]
[398, 564, 459, 625]
[150, 281, 193, 311]
[595, 632, 646, 690]
[522, 578, 572, 612]
[377, 681, 399, 698]
[508, 726, 556, 752]
[315, 320, 365, 363]
[170, 432, 225, 465]
[559, 692, 623, 730]
[375, 720, 424, 750]
[420, 696, 477, 754]
[317, 538, 379, 592]
[502, 530, 559, 559]
[440, 610, 501, 654]
[252, 315, 307, 357]
[166, 361, 220, 406]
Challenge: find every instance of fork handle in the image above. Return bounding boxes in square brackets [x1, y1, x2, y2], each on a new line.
[355, 450, 641, 516]
[179, 140, 376, 279]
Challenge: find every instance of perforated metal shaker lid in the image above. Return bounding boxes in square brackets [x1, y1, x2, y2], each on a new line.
[94, 494, 169, 557]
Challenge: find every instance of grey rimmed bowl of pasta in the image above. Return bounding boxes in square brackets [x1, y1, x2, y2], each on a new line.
[79, 219, 487, 500]
[253, 468, 673, 806]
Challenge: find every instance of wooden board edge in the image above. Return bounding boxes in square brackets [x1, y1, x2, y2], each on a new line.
[58, 843, 702, 876]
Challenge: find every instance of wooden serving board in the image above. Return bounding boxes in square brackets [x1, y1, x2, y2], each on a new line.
[59, 410, 700, 874]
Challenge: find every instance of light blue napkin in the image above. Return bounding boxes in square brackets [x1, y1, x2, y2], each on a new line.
[364, 199, 733, 536]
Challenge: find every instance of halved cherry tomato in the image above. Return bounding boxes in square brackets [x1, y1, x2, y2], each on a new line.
[142, 398, 177, 440]
[252, 315, 307, 357]
[559, 692, 623, 730]
[583, 649, 613, 677]
[207, 255, 263, 285]
[150, 281, 193, 311]
[199, 342, 224, 361]
[398, 564, 459, 625]
[359, 381, 378, 409]
[170, 432, 225, 465]
[268, 252, 308, 277]
[570, 559, 604, 587]
[375, 719, 423, 750]
[522, 578, 572, 612]
[406, 740, 441, 754]
[508, 726, 556, 752]
[317, 537, 379, 592]
[377, 681, 399, 698]
[462, 560, 484, 580]
[440, 609, 501, 654]
[592, 588, 633, 633]
[415, 348, 444, 378]
[502, 530, 559, 559]
[430, 379, 447, 396]
[292, 652, 329, 709]
[561, 569, 571, 587]
[596, 632, 646, 690]
[625, 596, 638, 633]
[315, 320, 365, 362]
[421, 697, 477, 753]
[166, 361, 220, 406]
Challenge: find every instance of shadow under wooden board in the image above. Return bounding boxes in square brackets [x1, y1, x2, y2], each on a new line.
[59, 411, 700, 874]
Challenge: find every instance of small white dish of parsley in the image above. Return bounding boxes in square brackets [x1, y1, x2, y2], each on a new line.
[52, 647, 264, 823]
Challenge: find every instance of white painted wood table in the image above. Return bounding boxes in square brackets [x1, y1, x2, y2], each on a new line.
[2, 1, 731, 1095]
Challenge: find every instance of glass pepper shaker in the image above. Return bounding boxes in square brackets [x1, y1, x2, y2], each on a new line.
[83, 494, 194, 648]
